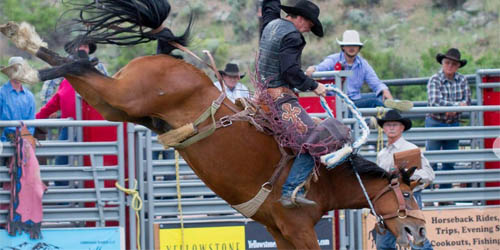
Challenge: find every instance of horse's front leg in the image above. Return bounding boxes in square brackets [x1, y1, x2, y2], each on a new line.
[266, 226, 296, 249]
[273, 209, 322, 250]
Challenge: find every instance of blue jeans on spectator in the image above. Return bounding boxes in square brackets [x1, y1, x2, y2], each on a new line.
[353, 93, 384, 108]
[375, 191, 433, 250]
[425, 117, 459, 189]
[282, 153, 314, 196]
[55, 127, 70, 186]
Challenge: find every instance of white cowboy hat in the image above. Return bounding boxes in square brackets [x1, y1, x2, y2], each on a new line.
[336, 30, 365, 46]
[8, 56, 24, 66]
[0, 57, 24, 76]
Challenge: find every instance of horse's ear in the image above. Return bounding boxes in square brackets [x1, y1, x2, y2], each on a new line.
[410, 178, 422, 190]
[402, 166, 417, 178]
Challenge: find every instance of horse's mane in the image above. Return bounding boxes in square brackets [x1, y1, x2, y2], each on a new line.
[349, 154, 391, 180]
[348, 154, 412, 185]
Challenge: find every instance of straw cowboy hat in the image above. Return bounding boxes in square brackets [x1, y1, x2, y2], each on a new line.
[279, 0, 324, 37]
[336, 30, 365, 47]
[376, 110, 412, 131]
[64, 35, 97, 55]
[436, 48, 467, 68]
[218, 63, 245, 79]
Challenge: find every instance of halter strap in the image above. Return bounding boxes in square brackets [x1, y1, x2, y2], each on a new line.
[371, 177, 426, 223]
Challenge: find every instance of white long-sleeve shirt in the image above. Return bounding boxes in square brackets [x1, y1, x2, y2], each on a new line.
[377, 137, 435, 191]
[213, 81, 249, 103]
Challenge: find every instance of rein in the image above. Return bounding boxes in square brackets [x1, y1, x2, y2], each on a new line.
[319, 85, 424, 230]
[353, 160, 425, 230]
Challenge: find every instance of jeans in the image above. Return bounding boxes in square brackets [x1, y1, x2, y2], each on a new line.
[375, 191, 433, 250]
[425, 117, 459, 189]
[281, 153, 315, 196]
[353, 93, 384, 108]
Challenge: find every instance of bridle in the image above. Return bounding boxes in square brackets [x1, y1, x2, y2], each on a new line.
[371, 178, 426, 223]
[351, 157, 425, 230]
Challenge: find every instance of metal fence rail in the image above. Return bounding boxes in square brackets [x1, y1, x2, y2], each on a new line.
[0, 120, 126, 228]
[0, 69, 498, 249]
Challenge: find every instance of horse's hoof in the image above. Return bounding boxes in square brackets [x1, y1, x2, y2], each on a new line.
[0, 21, 19, 38]
[0, 61, 40, 84]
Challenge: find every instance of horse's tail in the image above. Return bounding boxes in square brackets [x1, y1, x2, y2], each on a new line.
[69, 0, 192, 53]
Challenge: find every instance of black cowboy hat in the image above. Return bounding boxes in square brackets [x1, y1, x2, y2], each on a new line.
[279, 0, 324, 37]
[64, 35, 97, 55]
[436, 48, 467, 68]
[377, 110, 412, 131]
[218, 63, 245, 79]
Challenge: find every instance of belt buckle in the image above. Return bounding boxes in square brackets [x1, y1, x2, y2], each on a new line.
[220, 116, 232, 127]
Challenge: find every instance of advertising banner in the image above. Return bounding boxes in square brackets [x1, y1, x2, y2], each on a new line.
[0, 227, 124, 250]
[156, 222, 246, 250]
[155, 218, 333, 250]
[363, 207, 500, 250]
[245, 218, 333, 250]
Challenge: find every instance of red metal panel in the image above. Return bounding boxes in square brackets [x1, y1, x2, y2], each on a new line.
[482, 75, 500, 205]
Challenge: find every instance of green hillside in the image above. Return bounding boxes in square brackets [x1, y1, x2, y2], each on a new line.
[1, 0, 499, 103]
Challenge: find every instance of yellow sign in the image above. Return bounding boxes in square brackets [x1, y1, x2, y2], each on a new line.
[364, 207, 500, 250]
[157, 226, 245, 250]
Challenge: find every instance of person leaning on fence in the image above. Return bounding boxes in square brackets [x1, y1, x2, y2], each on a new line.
[36, 37, 109, 185]
[258, 0, 328, 208]
[0, 57, 36, 143]
[305, 30, 412, 111]
[374, 110, 435, 250]
[425, 48, 471, 190]
[213, 63, 250, 103]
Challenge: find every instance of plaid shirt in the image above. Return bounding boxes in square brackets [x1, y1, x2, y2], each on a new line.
[427, 70, 471, 123]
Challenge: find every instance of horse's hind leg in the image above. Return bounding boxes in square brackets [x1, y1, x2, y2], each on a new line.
[267, 226, 296, 249]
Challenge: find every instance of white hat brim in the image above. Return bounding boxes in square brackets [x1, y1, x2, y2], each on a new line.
[336, 38, 364, 46]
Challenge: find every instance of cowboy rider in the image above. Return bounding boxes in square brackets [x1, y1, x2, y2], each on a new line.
[258, 0, 327, 208]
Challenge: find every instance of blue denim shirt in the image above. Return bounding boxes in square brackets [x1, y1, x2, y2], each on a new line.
[0, 81, 36, 141]
[314, 52, 388, 100]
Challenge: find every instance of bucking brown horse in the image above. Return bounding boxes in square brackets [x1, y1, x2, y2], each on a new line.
[0, 0, 428, 248]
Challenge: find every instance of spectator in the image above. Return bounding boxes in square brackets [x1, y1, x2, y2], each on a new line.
[375, 110, 434, 250]
[36, 38, 108, 185]
[305, 30, 412, 111]
[0, 57, 36, 143]
[425, 48, 470, 189]
[259, 0, 327, 208]
[213, 63, 249, 103]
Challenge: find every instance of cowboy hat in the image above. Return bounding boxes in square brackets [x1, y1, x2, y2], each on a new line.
[377, 109, 412, 131]
[64, 35, 97, 55]
[0, 57, 24, 78]
[336, 30, 364, 46]
[279, 0, 324, 37]
[0, 56, 40, 84]
[436, 48, 467, 68]
[218, 63, 245, 79]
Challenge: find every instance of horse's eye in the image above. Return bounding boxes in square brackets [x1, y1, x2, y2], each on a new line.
[403, 192, 411, 199]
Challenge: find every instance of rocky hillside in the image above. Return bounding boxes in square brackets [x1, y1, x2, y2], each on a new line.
[0, 0, 499, 102]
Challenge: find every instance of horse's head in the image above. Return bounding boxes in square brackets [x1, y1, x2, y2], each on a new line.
[346, 155, 427, 248]
[372, 166, 427, 248]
